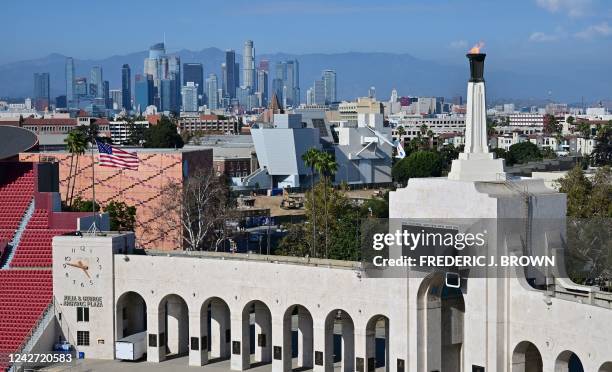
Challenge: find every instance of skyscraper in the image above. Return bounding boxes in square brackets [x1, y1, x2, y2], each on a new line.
[65, 57, 75, 106]
[322, 69, 337, 104]
[224, 50, 236, 99]
[242, 40, 255, 92]
[33, 73, 50, 110]
[183, 63, 204, 104]
[206, 74, 219, 110]
[121, 64, 131, 110]
[168, 56, 181, 110]
[135, 74, 153, 113]
[256, 69, 268, 107]
[313, 79, 325, 105]
[160, 79, 178, 113]
[181, 82, 199, 112]
[284, 60, 300, 107]
[103, 80, 111, 109]
[90, 66, 103, 98]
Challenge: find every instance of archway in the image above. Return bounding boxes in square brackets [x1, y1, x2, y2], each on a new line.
[324, 309, 355, 372]
[241, 300, 272, 368]
[555, 350, 584, 372]
[599, 362, 612, 372]
[201, 297, 231, 363]
[158, 294, 190, 357]
[116, 291, 147, 341]
[417, 273, 465, 372]
[512, 341, 543, 372]
[366, 315, 389, 372]
[282, 304, 314, 370]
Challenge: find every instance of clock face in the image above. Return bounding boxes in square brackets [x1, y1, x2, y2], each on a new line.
[62, 245, 103, 288]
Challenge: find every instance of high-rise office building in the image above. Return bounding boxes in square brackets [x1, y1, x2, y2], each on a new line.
[168, 56, 181, 109]
[313, 79, 325, 105]
[286, 60, 299, 106]
[103, 80, 111, 109]
[206, 74, 219, 110]
[160, 79, 178, 112]
[90, 66, 103, 98]
[65, 57, 75, 106]
[183, 63, 204, 104]
[224, 50, 236, 99]
[242, 40, 255, 92]
[368, 86, 376, 99]
[256, 69, 268, 107]
[306, 87, 314, 105]
[121, 64, 131, 110]
[181, 82, 199, 112]
[55, 95, 67, 109]
[272, 78, 284, 105]
[275, 60, 300, 107]
[75, 77, 88, 97]
[110, 89, 122, 110]
[144, 42, 167, 103]
[33, 72, 50, 110]
[135, 74, 154, 112]
[322, 69, 337, 104]
[221, 63, 227, 98]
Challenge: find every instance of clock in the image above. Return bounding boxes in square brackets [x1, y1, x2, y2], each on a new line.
[62, 244, 103, 288]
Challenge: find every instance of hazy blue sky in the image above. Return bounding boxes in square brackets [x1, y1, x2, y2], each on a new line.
[2, 0, 611, 69]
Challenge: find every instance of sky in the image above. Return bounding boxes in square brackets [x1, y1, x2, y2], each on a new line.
[1, 0, 611, 69]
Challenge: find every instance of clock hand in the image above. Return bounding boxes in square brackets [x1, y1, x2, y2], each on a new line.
[82, 268, 91, 279]
[66, 262, 84, 269]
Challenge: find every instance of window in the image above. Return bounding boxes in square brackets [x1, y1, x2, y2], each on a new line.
[77, 331, 90, 346]
[77, 307, 89, 322]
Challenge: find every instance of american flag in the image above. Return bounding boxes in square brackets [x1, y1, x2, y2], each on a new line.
[96, 141, 139, 170]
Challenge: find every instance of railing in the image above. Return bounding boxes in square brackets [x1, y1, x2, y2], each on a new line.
[1, 199, 35, 269]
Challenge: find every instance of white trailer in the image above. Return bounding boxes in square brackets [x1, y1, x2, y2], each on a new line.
[115, 331, 146, 360]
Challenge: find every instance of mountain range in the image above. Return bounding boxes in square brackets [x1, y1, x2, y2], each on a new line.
[0, 47, 609, 104]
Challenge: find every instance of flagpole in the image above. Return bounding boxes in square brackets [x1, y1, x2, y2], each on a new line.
[90, 140, 98, 235]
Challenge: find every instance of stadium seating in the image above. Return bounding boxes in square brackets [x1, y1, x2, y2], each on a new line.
[0, 270, 53, 371]
[0, 164, 35, 236]
[0, 162, 75, 371]
[10, 209, 71, 268]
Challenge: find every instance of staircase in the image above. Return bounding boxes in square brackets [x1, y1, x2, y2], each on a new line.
[1, 199, 35, 269]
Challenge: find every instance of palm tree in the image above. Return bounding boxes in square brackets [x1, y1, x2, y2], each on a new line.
[64, 129, 88, 207]
[314, 151, 337, 258]
[301, 148, 321, 257]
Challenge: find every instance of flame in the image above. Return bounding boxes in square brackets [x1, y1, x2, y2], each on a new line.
[468, 41, 485, 54]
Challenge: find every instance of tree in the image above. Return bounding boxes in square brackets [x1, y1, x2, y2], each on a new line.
[126, 118, 146, 145]
[278, 180, 362, 260]
[438, 144, 460, 172]
[543, 114, 561, 135]
[104, 200, 136, 231]
[143, 115, 184, 148]
[314, 151, 337, 257]
[392, 151, 443, 185]
[556, 166, 612, 218]
[301, 147, 321, 256]
[557, 166, 612, 285]
[64, 128, 88, 206]
[396, 125, 406, 138]
[540, 147, 558, 159]
[591, 122, 612, 166]
[156, 169, 229, 250]
[507, 142, 542, 165]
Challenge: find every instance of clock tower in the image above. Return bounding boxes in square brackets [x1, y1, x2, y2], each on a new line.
[52, 232, 135, 359]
